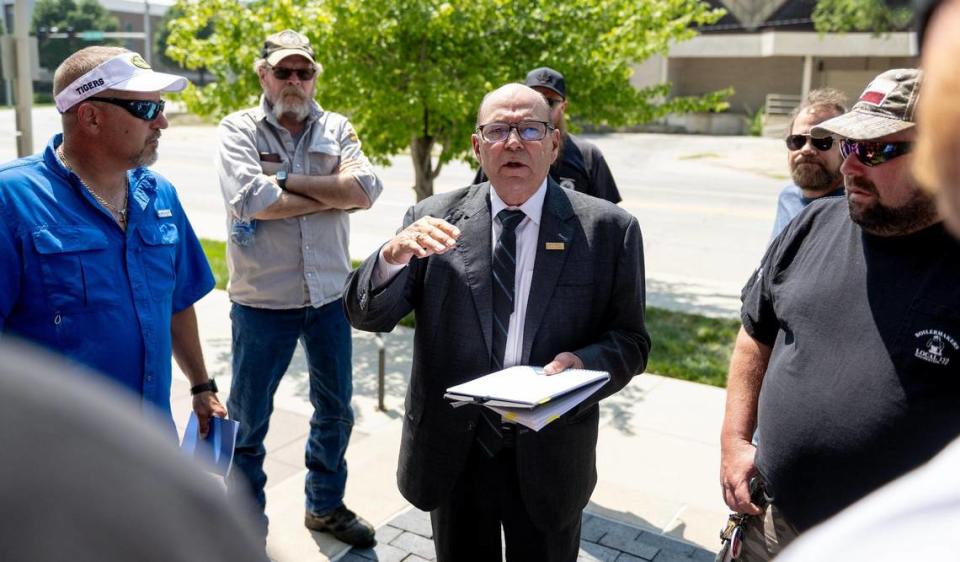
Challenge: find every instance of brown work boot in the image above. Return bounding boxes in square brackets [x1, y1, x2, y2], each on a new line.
[304, 506, 376, 549]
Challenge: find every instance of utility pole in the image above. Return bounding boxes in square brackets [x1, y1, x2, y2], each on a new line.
[143, 0, 151, 65]
[13, 0, 32, 157]
[2, 2, 12, 106]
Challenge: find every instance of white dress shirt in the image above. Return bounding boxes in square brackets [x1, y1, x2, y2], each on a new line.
[373, 179, 548, 368]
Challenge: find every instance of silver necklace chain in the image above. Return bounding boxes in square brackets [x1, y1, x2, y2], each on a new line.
[57, 145, 129, 227]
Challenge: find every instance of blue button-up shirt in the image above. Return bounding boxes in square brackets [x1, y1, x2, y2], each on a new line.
[0, 134, 215, 424]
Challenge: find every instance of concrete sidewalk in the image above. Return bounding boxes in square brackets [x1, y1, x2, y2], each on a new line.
[172, 289, 728, 561]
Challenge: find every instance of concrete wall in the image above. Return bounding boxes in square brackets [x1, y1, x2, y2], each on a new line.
[630, 55, 666, 92]
[659, 55, 917, 116]
[667, 56, 803, 114]
[818, 56, 918, 103]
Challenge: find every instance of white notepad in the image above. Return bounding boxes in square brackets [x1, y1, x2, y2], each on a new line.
[444, 366, 610, 431]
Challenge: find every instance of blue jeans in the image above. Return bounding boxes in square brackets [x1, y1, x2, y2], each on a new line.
[228, 300, 354, 520]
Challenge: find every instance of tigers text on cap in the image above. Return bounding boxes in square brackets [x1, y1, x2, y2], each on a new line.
[54, 52, 188, 113]
[811, 68, 921, 141]
[525, 67, 566, 99]
[262, 30, 316, 66]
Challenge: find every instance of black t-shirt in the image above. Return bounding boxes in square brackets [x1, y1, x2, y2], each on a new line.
[473, 132, 622, 204]
[741, 197, 960, 532]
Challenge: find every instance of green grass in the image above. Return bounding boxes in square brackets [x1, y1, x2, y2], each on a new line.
[201, 238, 229, 290]
[202, 239, 738, 387]
[645, 307, 739, 387]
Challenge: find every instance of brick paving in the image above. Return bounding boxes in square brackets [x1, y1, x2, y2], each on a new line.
[340, 508, 715, 562]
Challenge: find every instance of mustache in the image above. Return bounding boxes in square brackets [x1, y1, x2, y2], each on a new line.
[794, 157, 826, 168]
[280, 85, 308, 100]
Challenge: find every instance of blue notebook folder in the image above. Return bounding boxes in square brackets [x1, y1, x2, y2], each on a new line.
[181, 413, 239, 478]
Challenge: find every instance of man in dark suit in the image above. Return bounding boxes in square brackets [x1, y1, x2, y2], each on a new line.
[344, 83, 649, 561]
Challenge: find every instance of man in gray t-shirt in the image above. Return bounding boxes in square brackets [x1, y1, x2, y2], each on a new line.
[215, 29, 382, 548]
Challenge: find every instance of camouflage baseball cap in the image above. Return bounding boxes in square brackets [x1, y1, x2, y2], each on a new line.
[262, 30, 315, 66]
[811, 68, 921, 140]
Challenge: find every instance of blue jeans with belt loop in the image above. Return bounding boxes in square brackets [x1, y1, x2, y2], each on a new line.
[227, 300, 354, 527]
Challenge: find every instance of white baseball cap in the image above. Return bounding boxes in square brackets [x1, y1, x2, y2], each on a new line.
[54, 52, 189, 113]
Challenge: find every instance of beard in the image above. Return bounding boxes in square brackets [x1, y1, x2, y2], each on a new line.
[272, 86, 311, 122]
[132, 134, 160, 167]
[791, 158, 840, 193]
[847, 176, 939, 236]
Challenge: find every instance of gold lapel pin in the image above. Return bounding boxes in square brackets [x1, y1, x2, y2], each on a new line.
[545, 242, 565, 250]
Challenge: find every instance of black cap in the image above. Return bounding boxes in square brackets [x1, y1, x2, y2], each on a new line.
[525, 67, 566, 99]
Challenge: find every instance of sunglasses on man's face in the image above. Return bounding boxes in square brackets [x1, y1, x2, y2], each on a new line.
[86, 97, 165, 121]
[785, 134, 834, 152]
[840, 139, 914, 167]
[271, 66, 317, 81]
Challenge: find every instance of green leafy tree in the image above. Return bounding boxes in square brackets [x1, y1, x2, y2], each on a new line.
[31, 0, 120, 72]
[167, 0, 729, 201]
[155, 2, 212, 83]
[812, 0, 913, 34]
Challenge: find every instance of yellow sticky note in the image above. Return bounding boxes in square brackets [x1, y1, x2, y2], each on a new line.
[504, 412, 518, 421]
[545, 242, 565, 251]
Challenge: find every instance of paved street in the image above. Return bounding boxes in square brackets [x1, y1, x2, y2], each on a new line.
[1, 107, 753, 559]
[171, 290, 730, 561]
[1, 106, 787, 317]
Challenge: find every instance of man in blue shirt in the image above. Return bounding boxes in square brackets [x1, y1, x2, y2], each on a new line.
[770, 89, 847, 239]
[0, 46, 224, 436]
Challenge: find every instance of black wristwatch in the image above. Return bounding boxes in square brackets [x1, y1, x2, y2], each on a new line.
[190, 379, 218, 395]
[276, 169, 288, 190]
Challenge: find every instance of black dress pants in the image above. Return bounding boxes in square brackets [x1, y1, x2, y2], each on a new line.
[429, 441, 582, 562]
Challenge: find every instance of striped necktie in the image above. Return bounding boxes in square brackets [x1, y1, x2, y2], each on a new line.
[491, 208, 526, 369]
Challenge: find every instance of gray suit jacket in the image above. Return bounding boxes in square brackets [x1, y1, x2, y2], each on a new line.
[344, 180, 649, 531]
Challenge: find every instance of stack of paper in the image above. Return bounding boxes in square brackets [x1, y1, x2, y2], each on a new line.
[444, 366, 610, 431]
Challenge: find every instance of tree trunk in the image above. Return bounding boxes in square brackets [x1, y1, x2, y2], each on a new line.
[410, 135, 435, 202]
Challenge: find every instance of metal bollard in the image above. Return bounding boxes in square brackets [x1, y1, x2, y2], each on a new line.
[376, 332, 386, 411]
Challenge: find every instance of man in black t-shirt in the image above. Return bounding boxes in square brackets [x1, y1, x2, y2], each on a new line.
[719, 68, 960, 561]
[473, 67, 622, 204]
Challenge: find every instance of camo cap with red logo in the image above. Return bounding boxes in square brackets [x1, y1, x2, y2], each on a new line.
[812, 68, 921, 140]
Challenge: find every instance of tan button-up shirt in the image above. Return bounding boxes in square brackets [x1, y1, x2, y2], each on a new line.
[217, 98, 383, 309]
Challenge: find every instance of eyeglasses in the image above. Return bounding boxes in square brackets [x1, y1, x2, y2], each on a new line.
[840, 139, 914, 167]
[271, 66, 317, 81]
[476, 120, 553, 143]
[785, 134, 834, 152]
[86, 97, 165, 121]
